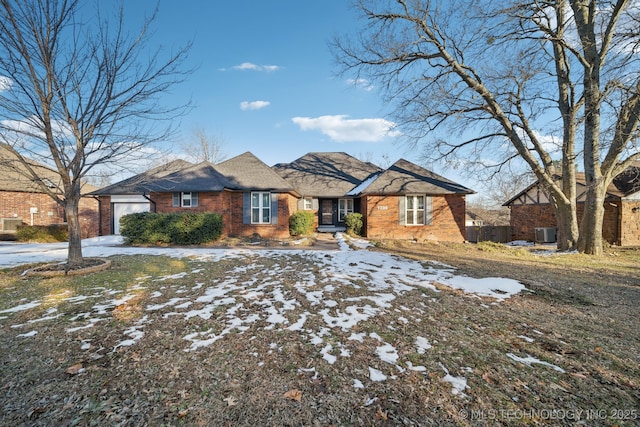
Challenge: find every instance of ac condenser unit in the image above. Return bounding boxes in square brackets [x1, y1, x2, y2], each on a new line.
[534, 227, 556, 243]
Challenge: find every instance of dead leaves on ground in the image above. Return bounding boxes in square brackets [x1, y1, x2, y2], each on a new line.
[282, 389, 302, 402]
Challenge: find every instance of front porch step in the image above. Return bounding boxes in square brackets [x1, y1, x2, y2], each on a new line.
[317, 225, 346, 233]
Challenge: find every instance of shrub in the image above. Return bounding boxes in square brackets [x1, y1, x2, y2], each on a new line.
[119, 212, 223, 245]
[16, 224, 68, 242]
[289, 211, 315, 236]
[344, 213, 363, 236]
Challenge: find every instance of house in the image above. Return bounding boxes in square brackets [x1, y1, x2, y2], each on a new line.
[93, 151, 474, 242]
[0, 144, 99, 237]
[93, 152, 299, 238]
[503, 164, 640, 246]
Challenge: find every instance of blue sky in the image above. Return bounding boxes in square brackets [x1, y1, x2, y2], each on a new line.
[123, 1, 454, 174]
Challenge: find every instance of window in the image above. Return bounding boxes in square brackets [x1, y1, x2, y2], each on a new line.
[172, 192, 198, 208]
[251, 192, 271, 224]
[303, 197, 313, 210]
[338, 199, 354, 222]
[405, 195, 425, 225]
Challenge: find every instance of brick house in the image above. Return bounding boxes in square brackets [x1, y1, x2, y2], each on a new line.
[0, 144, 99, 237]
[504, 164, 640, 246]
[93, 151, 474, 242]
[93, 152, 299, 239]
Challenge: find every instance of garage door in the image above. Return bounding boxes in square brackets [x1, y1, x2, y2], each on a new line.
[113, 201, 150, 234]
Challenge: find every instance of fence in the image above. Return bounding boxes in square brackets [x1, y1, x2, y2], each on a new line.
[466, 226, 511, 243]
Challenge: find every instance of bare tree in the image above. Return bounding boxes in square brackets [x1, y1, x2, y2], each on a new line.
[0, 0, 191, 266]
[181, 127, 227, 164]
[333, 0, 640, 254]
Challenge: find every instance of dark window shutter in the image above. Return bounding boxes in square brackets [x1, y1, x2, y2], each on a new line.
[425, 196, 433, 225]
[271, 193, 278, 224]
[399, 196, 406, 225]
[172, 192, 180, 207]
[243, 192, 251, 224]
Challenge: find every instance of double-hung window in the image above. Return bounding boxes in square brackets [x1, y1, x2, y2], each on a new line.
[172, 192, 198, 208]
[405, 195, 425, 225]
[303, 197, 313, 210]
[251, 192, 271, 224]
[338, 198, 354, 222]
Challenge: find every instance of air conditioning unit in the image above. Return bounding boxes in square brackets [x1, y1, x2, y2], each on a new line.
[534, 227, 556, 243]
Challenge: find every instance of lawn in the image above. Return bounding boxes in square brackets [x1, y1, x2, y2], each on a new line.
[0, 236, 638, 426]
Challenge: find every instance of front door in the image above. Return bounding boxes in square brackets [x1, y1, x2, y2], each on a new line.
[320, 199, 336, 225]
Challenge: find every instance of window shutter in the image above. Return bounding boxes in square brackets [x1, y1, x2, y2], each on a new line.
[399, 196, 406, 225]
[312, 198, 319, 210]
[243, 192, 251, 224]
[271, 193, 278, 224]
[297, 198, 304, 211]
[192, 192, 199, 208]
[425, 196, 433, 225]
[172, 192, 180, 207]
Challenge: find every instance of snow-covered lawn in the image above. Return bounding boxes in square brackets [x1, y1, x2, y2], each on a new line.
[0, 233, 538, 395]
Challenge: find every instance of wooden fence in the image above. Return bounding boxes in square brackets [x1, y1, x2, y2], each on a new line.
[466, 226, 511, 243]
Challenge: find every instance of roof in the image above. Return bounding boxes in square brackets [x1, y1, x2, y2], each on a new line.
[272, 152, 382, 197]
[0, 144, 97, 195]
[146, 161, 230, 192]
[354, 159, 475, 195]
[91, 159, 192, 195]
[216, 152, 297, 193]
[504, 164, 640, 206]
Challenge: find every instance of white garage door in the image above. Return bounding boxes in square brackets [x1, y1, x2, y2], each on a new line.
[111, 195, 150, 234]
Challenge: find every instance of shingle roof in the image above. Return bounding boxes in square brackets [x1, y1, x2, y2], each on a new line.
[0, 144, 97, 194]
[272, 152, 382, 197]
[146, 161, 230, 192]
[355, 159, 475, 195]
[90, 159, 192, 195]
[215, 152, 297, 193]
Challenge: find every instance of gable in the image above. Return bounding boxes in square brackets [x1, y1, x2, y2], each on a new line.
[356, 159, 474, 195]
[272, 152, 382, 197]
[216, 152, 296, 193]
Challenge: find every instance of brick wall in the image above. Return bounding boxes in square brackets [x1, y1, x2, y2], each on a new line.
[363, 194, 467, 242]
[98, 196, 112, 236]
[225, 192, 295, 239]
[619, 200, 640, 246]
[1, 190, 99, 237]
[151, 191, 294, 239]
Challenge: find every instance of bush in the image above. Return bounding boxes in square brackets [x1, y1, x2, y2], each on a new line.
[16, 224, 68, 242]
[120, 212, 223, 245]
[289, 211, 315, 236]
[344, 213, 364, 236]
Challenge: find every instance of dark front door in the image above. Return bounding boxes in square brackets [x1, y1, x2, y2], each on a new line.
[320, 199, 336, 225]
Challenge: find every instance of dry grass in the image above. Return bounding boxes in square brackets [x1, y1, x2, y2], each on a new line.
[0, 240, 638, 426]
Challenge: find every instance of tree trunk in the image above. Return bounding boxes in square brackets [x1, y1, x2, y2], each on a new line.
[65, 195, 84, 266]
[554, 198, 579, 251]
[578, 184, 605, 255]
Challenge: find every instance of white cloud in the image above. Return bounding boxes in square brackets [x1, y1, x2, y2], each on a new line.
[223, 62, 282, 72]
[347, 78, 374, 91]
[240, 100, 271, 111]
[0, 76, 12, 91]
[291, 115, 401, 143]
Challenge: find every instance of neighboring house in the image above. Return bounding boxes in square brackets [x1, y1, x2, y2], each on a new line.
[504, 164, 640, 246]
[92, 152, 299, 238]
[0, 144, 99, 237]
[93, 151, 474, 242]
